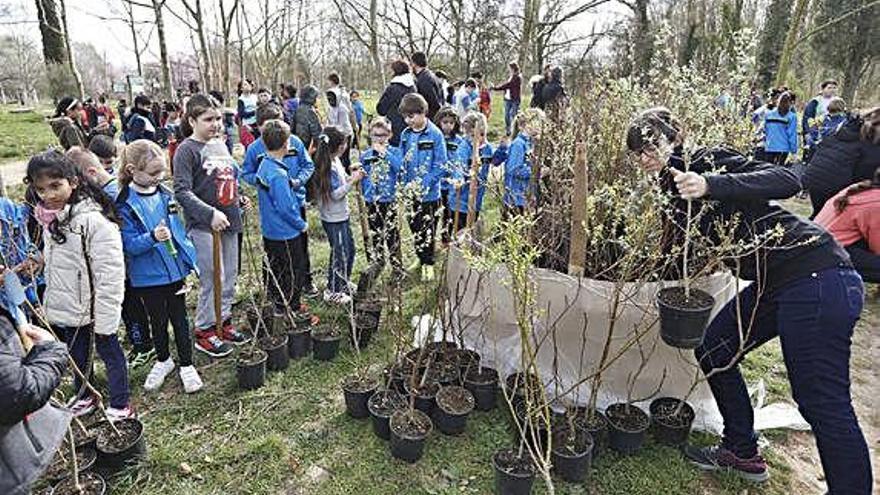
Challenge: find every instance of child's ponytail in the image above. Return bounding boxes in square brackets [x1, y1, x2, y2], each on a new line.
[308, 126, 347, 204]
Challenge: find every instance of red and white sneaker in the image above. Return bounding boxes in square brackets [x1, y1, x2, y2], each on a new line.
[195, 329, 233, 357]
[67, 396, 96, 417]
[105, 405, 136, 422]
[221, 320, 250, 345]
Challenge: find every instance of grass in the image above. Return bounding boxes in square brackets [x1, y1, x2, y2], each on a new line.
[0, 104, 56, 163]
[8, 100, 869, 495]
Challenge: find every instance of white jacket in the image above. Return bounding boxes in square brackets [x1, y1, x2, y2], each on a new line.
[42, 199, 125, 336]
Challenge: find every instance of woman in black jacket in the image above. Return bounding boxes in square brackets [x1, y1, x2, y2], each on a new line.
[376, 59, 417, 146]
[627, 108, 871, 495]
[803, 107, 880, 218]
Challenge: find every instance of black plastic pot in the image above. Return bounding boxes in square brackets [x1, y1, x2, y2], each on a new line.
[465, 366, 499, 411]
[551, 427, 594, 483]
[312, 329, 341, 361]
[425, 359, 460, 386]
[95, 418, 147, 471]
[452, 348, 481, 375]
[236, 349, 268, 390]
[605, 403, 650, 455]
[51, 471, 106, 495]
[657, 286, 715, 349]
[574, 408, 609, 460]
[287, 327, 311, 359]
[342, 376, 379, 419]
[404, 379, 440, 416]
[389, 409, 432, 463]
[45, 446, 97, 483]
[385, 361, 412, 394]
[425, 340, 458, 354]
[432, 386, 475, 435]
[367, 389, 407, 440]
[260, 334, 290, 372]
[354, 298, 382, 323]
[349, 313, 378, 350]
[649, 397, 695, 447]
[511, 402, 550, 454]
[493, 448, 535, 495]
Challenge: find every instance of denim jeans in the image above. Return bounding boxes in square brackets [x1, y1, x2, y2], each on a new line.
[57, 325, 130, 409]
[504, 99, 520, 136]
[695, 268, 871, 494]
[322, 220, 355, 293]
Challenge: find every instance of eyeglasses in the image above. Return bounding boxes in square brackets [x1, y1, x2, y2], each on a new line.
[370, 133, 390, 139]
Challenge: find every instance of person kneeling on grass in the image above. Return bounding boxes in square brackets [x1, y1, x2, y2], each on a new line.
[627, 107, 871, 494]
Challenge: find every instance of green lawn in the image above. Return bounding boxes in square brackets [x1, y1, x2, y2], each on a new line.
[0, 104, 56, 163]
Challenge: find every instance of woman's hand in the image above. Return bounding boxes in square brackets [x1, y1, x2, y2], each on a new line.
[671, 168, 709, 200]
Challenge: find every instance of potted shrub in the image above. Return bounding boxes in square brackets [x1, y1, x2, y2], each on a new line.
[388, 407, 432, 463]
[432, 385, 475, 435]
[260, 315, 290, 372]
[312, 324, 341, 361]
[492, 447, 535, 495]
[95, 418, 147, 470]
[367, 388, 407, 440]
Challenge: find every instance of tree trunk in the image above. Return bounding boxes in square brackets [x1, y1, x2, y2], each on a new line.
[152, 0, 173, 99]
[631, 0, 652, 82]
[58, 0, 84, 100]
[774, 0, 810, 86]
[192, 0, 214, 92]
[124, 1, 143, 76]
[518, 0, 539, 73]
[35, 0, 67, 64]
[756, 0, 793, 88]
[369, 0, 384, 86]
[841, 3, 872, 103]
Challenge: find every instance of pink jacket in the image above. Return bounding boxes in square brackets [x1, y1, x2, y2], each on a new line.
[815, 188, 880, 253]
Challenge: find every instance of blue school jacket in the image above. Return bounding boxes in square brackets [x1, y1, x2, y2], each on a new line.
[0, 198, 41, 307]
[400, 121, 448, 202]
[241, 135, 314, 205]
[441, 135, 466, 193]
[359, 147, 403, 204]
[448, 140, 508, 213]
[255, 155, 308, 241]
[117, 185, 197, 288]
[763, 109, 798, 154]
[504, 133, 533, 207]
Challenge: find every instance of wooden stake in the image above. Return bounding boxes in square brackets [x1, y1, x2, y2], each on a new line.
[452, 185, 463, 237]
[212, 230, 223, 334]
[567, 142, 588, 277]
[355, 177, 371, 262]
[465, 130, 481, 229]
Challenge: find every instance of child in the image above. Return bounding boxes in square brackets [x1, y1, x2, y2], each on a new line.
[174, 93, 250, 358]
[360, 117, 404, 275]
[0, 197, 42, 311]
[503, 108, 545, 218]
[434, 106, 463, 245]
[309, 126, 365, 304]
[282, 84, 299, 126]
[351, 90, 366, 139]
[257, 87, 273, 107]
[763, 91, 798, 166]
[88, 134, 118, 175]
[237, 80, 259, 149]
[116, 140, 202, 393]
[399, 93, 448, 281]
[124, 94, 158, 144]
[448, 111, 507, 234]
[64, 147, 120, 201]
[254, 120, 312, 317]
[241, 103, 319, 300]
[819, 97, 848, 141]
[294, 85, 323, 151]
[49, 97, 88, 150]
[163, 102, 183, 160]
[459, 79, 480, 113]
[25, 150, 132, 420]
[209, 90, 236, 155]
[478, 82, 492, 119]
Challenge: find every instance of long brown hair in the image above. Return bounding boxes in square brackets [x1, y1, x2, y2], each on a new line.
[860, 106, 880, 144]
[117, 140, 165, 186]
[834, 168, 880, 213]
[308, 126, 347, 204]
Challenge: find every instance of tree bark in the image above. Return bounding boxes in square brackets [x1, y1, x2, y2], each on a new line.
[152, 0, 173, 99]
[774, 0, 810, 86]
[756, 0, 793, 88]
[34, 0, 67, 64]
[57, 0, 84, 100]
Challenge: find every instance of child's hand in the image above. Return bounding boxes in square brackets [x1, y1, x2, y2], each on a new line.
[239, 195, 253, 211]
[351, 169, 366, 182]
[211, 210, 231, 231]
[153, 224, 172, 242]
[24, 324, 56, 343]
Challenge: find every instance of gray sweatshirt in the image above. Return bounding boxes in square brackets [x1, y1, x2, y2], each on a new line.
[318, 158, 352, 223]
[173, 138, 243, 233]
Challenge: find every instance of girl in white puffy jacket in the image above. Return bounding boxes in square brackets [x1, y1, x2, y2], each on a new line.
[25, 150, 132, 421]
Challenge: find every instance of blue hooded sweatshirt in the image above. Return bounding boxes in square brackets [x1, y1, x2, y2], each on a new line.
[117, 184, 197, 288]
[255, 154, 308, 241]
[359, 146, 403, 203]
[0, 198, 41, 308]
[764, 108, 798, 154]
[503, 133, 533, 207]
[400, 120, 448, 202]
[448, 139, 508, 213]
[241, 135, 314, 205]
[441, 135, 466, 193]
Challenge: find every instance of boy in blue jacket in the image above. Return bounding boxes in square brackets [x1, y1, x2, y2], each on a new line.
[448, 112, 508, 236]
[504, 108, 545, 217]
[117, 139, 204, 393]
[242, 104, 319, 300]
[360, 117, 404, 275]
[254, 120, 311, 319]
[399, 93, 448, 281]
[763, 92, 798, 166]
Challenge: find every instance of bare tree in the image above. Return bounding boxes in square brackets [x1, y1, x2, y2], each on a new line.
[331, 0, 384, 85]
[57, 0, 85, 99]
[217, 0, 239, 97]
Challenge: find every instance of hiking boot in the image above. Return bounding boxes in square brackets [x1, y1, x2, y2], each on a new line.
[143, 358, 175, 392]
[684, 444, 770, 483]
[179, 365, 204, 394]
[105, 405, 135, 422]
[67, 396, 96, 417]
[221, 320, 250, 345]
[194, 330, 233, 358]
[127, 348, 156, 370]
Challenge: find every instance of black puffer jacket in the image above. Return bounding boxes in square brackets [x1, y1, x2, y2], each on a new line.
[665, 147, 851, 295]
[376, 74, 417, 146]
[294, 85, 322, 150]
[803, 115, 880, 217]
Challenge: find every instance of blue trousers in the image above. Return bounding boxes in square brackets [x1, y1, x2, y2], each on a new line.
[322, 219, 355, 294]
[57, 325, 130, 409]
[695, 268, 871, 494]
[504, 100, 520, 136]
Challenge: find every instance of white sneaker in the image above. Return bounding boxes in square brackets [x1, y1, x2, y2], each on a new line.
[143, 358, 175, 392]
[67, 396, 96, 417]
[179, 365, 204, 394]
[105, 405, 135, 422]
[334, 292, 352, 305]
[323, 289, 335, 303]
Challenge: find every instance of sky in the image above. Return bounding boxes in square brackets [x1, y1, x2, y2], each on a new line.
[2, 0, 631, 75]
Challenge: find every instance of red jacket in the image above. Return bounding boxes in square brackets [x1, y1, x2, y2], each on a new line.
[815, 188, 880, 253]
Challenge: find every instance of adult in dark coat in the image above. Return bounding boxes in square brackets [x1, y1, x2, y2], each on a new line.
[376, 60, 417, 146]
[803, 107, 880, 218]
[410, 52, 444, 120]
[530, 64, 552, 109]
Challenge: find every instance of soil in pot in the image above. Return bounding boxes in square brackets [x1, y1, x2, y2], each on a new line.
[493, 448, 535, 495]
[259, 334, 290, 372]
[425, 341, 458, 354]
[51, 471, 105, 495]
[287, 327, 311, 359]
[95, 418, 147, 469]
[312, 326, 341, 361]
[44, 447, 97, 482]
[433, 385, 475, 435]
[389, 409, 432, 463]
[574, 408, 609, 460]
[425, 359, 460, 386]
[605, 403, 650, 455]
[342, 375, 379, 419]
[236, 348, 268, 390]
[465, 366, 499, 411]
[451, 348, 481, 375]
[649, 397, 695, 446]
[657, 286, 715, 349]
[73, 422, 99, 450]
[551, 425, 594, 483]
[349, 313, 378, 350]
[367, 389, 407, 440]
[404, 379, 440, 415]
